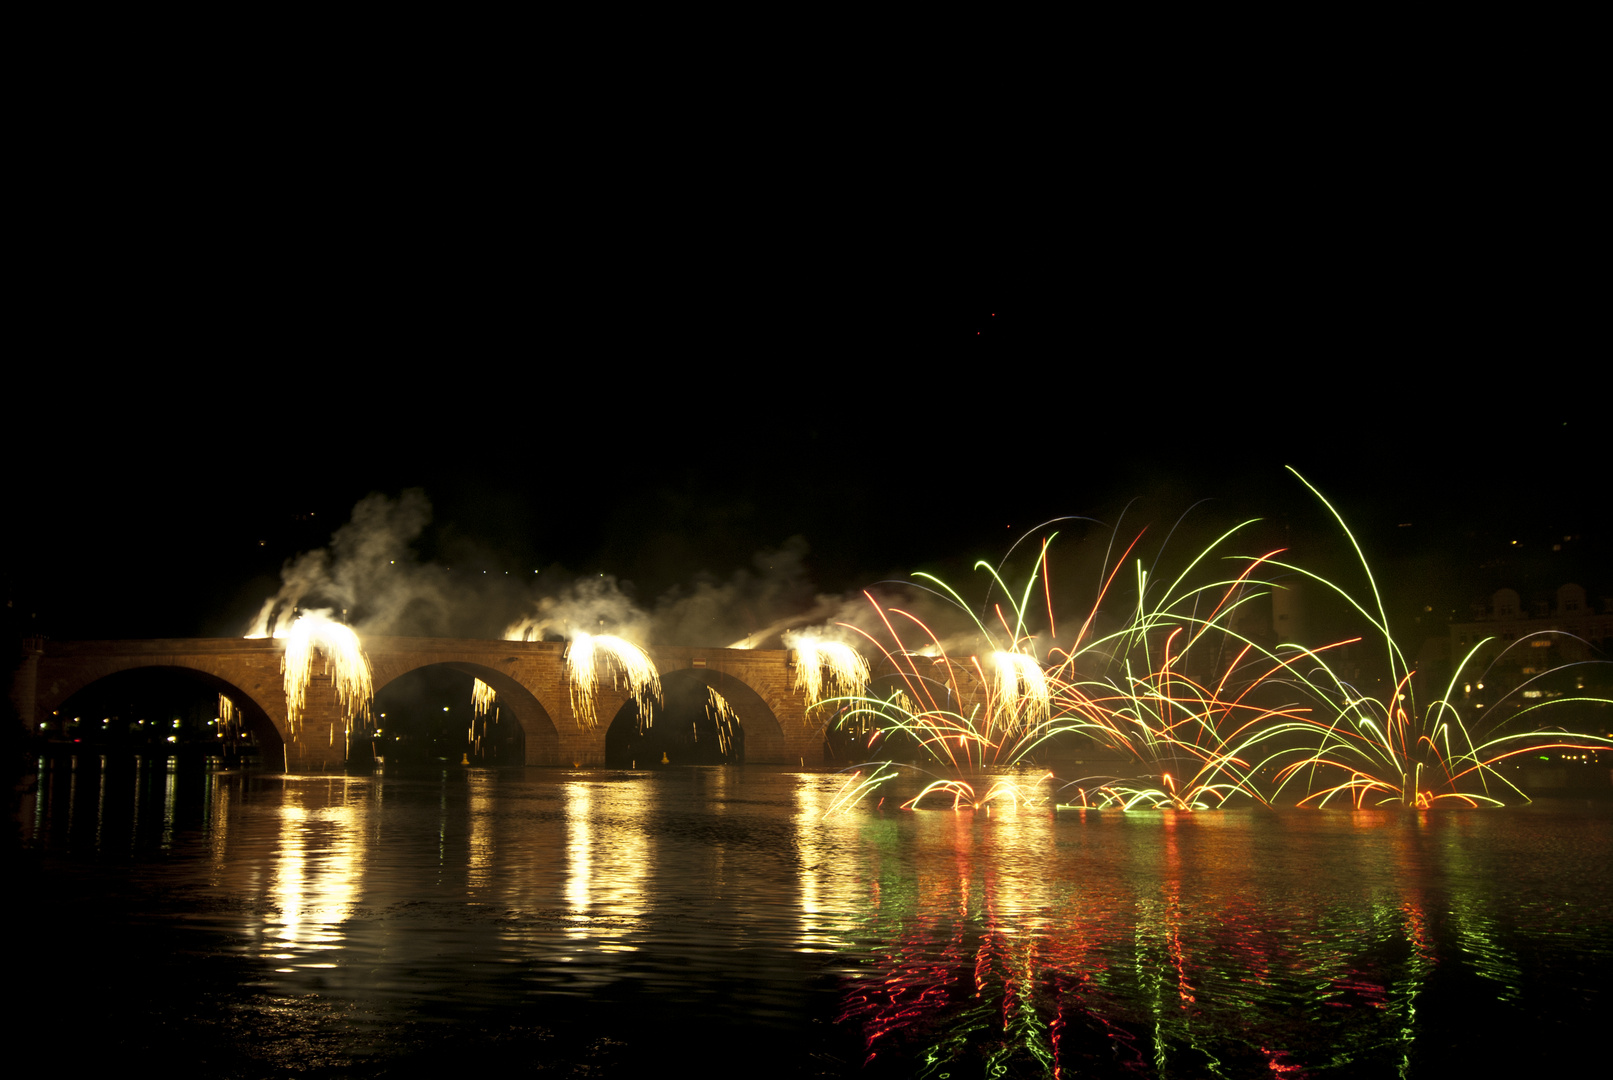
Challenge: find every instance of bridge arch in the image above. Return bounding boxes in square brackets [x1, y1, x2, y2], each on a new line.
[371, 661, 560, 766]
[604, 666, 786, 767]
[44, 664, 284, 761]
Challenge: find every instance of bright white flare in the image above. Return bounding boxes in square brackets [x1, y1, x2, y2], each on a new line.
[786, 634, 870, 708]
[504, 618, 541, 642]
[244, 597, 281, 639]
[566, 632, 661, 729]
[991, 651, 1049, 731]
[276, 612, 374, 733]
[472, 678, 496, 717]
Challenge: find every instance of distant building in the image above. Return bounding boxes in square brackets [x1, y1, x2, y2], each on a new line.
[1447, 584, 1612, 733]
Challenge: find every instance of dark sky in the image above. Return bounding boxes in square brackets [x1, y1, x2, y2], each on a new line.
[10, 125, 1607, 650]
[16, 32, 1605, 650]
[9, 292, 1604, 653]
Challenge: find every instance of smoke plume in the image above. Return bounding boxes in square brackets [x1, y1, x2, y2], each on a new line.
[246, 490, 449, 637]
[246, 491, 1004, 656]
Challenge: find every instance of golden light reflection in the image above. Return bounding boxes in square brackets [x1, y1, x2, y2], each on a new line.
[161, 758, 176, 850]
[563, 779, 649, 953]
[264, 782, 370, 973]
[793, 773, 874, 954]
[209, 770, 232, 866]
[467, 773, 496, 892]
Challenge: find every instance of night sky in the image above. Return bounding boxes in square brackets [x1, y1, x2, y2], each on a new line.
[16, 25, 1604, 658]
[9, 291, 1604, 661]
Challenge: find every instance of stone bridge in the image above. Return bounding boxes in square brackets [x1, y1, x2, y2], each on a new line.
[12, 637, 838, 771]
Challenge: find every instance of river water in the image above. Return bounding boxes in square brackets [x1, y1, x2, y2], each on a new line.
[15, 757, 1612, 1078]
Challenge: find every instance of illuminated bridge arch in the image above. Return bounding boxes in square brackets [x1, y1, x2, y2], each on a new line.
[30, 644, 288, 760]
[369, 660, 560, 766]
[603, 665, 787, 767]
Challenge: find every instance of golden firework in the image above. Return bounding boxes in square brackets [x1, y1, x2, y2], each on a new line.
[704, 686, 738, 755]
[472, 678, 496, 717]
[566, 632, 661, 729]
[991, 650, 1050, 732]
[787, 634, 870, 709]
[278, 612, 374, 734]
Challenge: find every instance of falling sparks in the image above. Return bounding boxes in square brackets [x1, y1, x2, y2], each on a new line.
[217, 693, 239, 746]
[565, 632, 662, 729]
[275, 612, 374, 734]
[465, 682, 500, 762]
[704, 686, 738, 755]
[786, 633, 870, 708]
[472, 678, 496, 717]
[991, 650, 1050, 731]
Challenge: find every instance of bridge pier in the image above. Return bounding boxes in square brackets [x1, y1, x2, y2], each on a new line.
[10, 638, 44, 740]
[281, 698, 359, 773]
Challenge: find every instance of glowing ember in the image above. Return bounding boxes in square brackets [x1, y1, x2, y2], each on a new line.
[565, 632, 661, 729]
[786, 633, 870, 708]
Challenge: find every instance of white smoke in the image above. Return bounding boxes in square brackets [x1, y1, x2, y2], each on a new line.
[246, 490, 449, 637]
[504, 575, 651, 643]
[247, 493, 1007, 654]
[504, 535, 860, 649]
[776, 587, 993, 661]
[650, 536, 824, 647]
